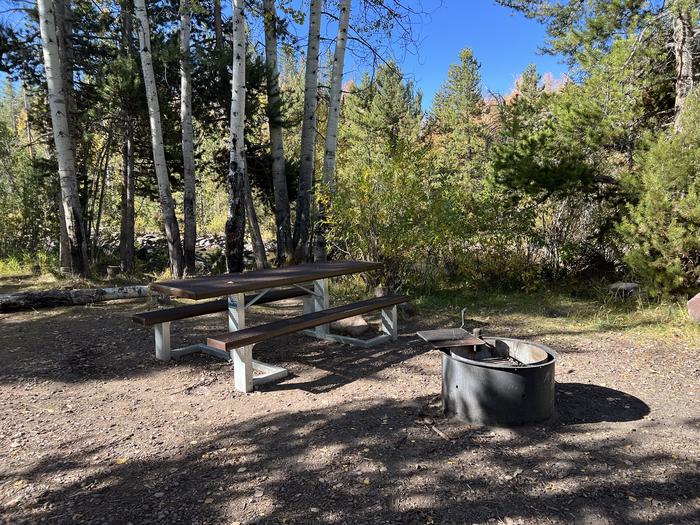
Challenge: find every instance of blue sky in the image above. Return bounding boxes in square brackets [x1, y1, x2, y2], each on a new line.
[1, 0, 568, 107]
[381, 0, 568, 105]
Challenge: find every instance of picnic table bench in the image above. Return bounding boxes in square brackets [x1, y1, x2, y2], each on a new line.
[133, 261, 407, 392]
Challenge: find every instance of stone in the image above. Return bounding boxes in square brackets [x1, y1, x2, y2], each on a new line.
[398, 302, 417, 318]
[330, 315, 369, 337]
[688, 292, 700, 322]
[608, 282, 640, 296]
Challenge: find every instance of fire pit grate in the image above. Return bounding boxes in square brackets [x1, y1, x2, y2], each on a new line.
[418, 311, 557, 427]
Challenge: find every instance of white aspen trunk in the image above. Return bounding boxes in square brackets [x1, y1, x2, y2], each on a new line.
[292, 0, 322, 262]
[314, 0, 351, 261]
[37, 0, 90, 276]
[133, 0, 185, 278]
[672, 6, 694, 132]
[0, 285, 151, 313]
[240, 5, 268, 271]
[225, 0, 247, 273]
[180, 0, 197, 275]
[53, 0, 75, 134]
[57, 188, 71, 268]
[263, 0, 293, 265]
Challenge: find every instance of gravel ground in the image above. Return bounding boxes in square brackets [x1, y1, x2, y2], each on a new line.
[1, 297, 699, 524]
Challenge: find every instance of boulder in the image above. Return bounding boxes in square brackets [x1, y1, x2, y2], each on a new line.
[330, 315, 370, 337]
[688, 293, 700, 322]
[398, 302, 418, 318]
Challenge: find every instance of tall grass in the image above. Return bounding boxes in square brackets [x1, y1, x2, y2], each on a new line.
[0, 252, 55, 276]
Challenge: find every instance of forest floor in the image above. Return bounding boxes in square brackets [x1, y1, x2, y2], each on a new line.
[0, 278, 699, 524]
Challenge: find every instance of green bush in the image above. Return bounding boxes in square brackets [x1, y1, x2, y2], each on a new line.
[327, 163, 456, 293]
[620, 90, 700, 295]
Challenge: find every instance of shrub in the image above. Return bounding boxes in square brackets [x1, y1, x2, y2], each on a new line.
[620, 90, 700, 295]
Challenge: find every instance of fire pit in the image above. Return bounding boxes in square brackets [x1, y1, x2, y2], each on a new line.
[418, 317, 557, 426]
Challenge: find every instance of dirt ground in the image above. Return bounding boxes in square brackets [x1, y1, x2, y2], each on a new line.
[1, 295, 699, 525]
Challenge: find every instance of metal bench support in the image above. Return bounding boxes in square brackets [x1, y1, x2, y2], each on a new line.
[313, 278, 329, 336]
[303, 304, 399, 348]
[149, 283, 400, 392]
[382, 305, 398, 340]
[155, 322, 171, 361]
[228, 292, 245, 332]
[151, 291, 288, 392]
[232, 345, 254, 392]
[226, 291, 288, 392]
[169, 343, 287, 388]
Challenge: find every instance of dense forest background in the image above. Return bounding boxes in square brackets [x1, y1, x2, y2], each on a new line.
[0, 0, 699, 297]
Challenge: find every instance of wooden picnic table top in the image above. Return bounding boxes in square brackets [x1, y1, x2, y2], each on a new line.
[150, 260, 383, 300]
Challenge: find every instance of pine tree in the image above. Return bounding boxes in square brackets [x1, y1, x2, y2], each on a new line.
[620, 89, 700, 295]
[430, 48, 486, 182]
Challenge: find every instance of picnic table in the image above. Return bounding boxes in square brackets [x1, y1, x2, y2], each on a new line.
[133, 261, 407, 392]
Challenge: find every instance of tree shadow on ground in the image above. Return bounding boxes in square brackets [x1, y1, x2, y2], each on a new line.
[3, 298, 697, 523]
[254, 334, 430, 394]
[5, 386, 697, 525]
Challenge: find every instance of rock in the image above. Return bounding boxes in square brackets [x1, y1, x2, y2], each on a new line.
[608, 282, 640, 296]
[398, 302, 417, 318]
[688, 292, 700, 322]
[330, 315, 369, 337]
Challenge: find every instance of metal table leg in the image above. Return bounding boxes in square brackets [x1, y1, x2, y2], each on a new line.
[313, 278, 329, 336]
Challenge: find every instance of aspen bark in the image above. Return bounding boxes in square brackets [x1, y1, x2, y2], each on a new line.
[180, 0, 197, 275]
[120, 128, 135, 273]
[57, 189, 71, 268]
[672, 6, 694, 132]
[37, 0, 90, 276]
[292, 0, 322, 262]
[314, 0, 351, 261]
[263, 0, 293, 265]
[225, 0, 247, 273]
[53, 0, 74, 265]
[134, 0, 185, 277]
[53, 0, 75, 133]
[0, 285, 150, 313]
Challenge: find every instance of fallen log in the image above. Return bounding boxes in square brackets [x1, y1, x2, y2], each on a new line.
[0, 285, 151, 313]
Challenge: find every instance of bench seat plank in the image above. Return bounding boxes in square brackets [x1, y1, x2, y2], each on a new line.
[206, 294, 408, 351]
[132, 287, 310, 326]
